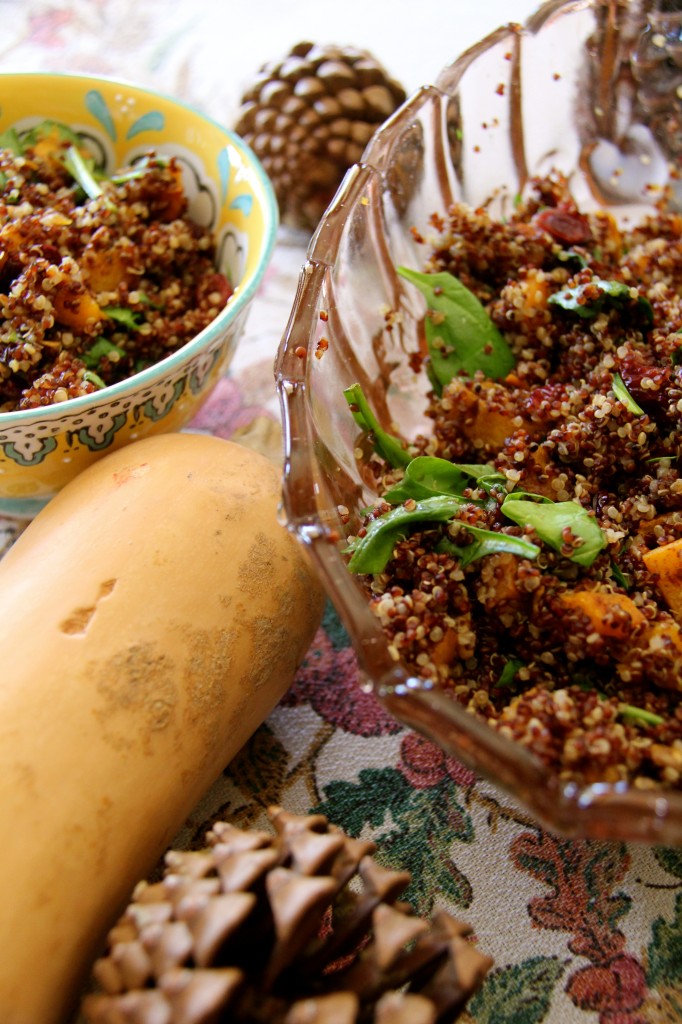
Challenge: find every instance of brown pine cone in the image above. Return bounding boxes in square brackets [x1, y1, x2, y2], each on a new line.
[235, 42, 407, 231]
[82, 806, 492, 1023]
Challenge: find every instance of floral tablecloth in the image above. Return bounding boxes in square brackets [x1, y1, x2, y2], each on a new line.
[1, 3, 681, 1022]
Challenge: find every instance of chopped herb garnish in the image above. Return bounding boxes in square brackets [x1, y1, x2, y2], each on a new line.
[612, 373, 644, 415]
[343, 383, 411, 468]
[82, 337, 126, 370]
[501, 492, 606, 567]
[104, 306, 142, 331]
[397, 266, 515, 389]
[495, 658, 524, 687]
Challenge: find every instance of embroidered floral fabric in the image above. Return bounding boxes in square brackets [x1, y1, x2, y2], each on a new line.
[2, 3, 681, 1021]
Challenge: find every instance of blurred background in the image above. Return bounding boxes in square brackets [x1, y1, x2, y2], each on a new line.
[0, 0, 542, 124]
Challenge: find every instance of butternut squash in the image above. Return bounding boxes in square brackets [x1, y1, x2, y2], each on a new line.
[0, 432, 325, 1024]
[557, 586, 682, 688]
[642, 537, 682, 623]
[52, 281, 104, 330]
[557, 588, 645, 639]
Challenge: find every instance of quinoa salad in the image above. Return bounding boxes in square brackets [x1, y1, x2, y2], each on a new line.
[344, 171, 682, 792]
[0, 121, 231, 411]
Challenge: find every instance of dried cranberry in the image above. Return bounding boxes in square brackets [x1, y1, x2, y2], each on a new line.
[534, 207, 592, 245]
[618, 355, 671, 419]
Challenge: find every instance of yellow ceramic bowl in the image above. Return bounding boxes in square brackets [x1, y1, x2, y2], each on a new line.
[0, 72, 278, 517]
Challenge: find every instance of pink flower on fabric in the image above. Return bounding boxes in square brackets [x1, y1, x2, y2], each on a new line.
[398, 731, 476, 789]
[28, 11, 74, 47]
[284, 625, 402, 737]
[189, 375, 273, 438]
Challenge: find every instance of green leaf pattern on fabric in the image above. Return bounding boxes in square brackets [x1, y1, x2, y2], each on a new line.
[469, 956, 567, 1024]
[653, 846, 682, 880]
[314, 767, 474, 914]
[647, 892, 682, 993]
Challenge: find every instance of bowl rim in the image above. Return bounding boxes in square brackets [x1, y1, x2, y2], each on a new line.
[0, 71, 279, 422]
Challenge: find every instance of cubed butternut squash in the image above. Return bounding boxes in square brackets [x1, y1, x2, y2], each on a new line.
[642, 538, 682, 623]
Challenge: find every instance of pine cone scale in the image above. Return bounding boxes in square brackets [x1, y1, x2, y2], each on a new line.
[294, 77, 327, 101]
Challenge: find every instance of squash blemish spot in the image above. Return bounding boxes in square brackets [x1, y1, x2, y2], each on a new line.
[238, 532, 277, 597]
[112, 463, 150, 487]
[93, 643, 178, 751]
[59, 578, 117, 635]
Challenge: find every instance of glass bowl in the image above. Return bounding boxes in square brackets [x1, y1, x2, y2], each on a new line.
[275, 0, 682, 844]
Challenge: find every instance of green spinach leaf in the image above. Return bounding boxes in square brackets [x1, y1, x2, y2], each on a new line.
[343, 383, 411, 469]
[501, 492, 606, 567]
[612, 373, 644, 415]
[346, 494, 470, 574]
[548, 277, 653, 325]
[104, 306, 142, 331]
[397, 266, 515, 388]
[22, 119, 82, 149]
[63, 144, 106, 202]
[610, 560, 631, 591]
[437, 524, 539, 568]
[495, 658, 524, 688]
[0, 127, 23, 156]
[347, 495, 540, 574]
[82, 337, 126, 370]
[82, 369, 106, 389]
[110, 153, 172, 184]
[383, 455, 505, 505]
[618, 704, 664, 727]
